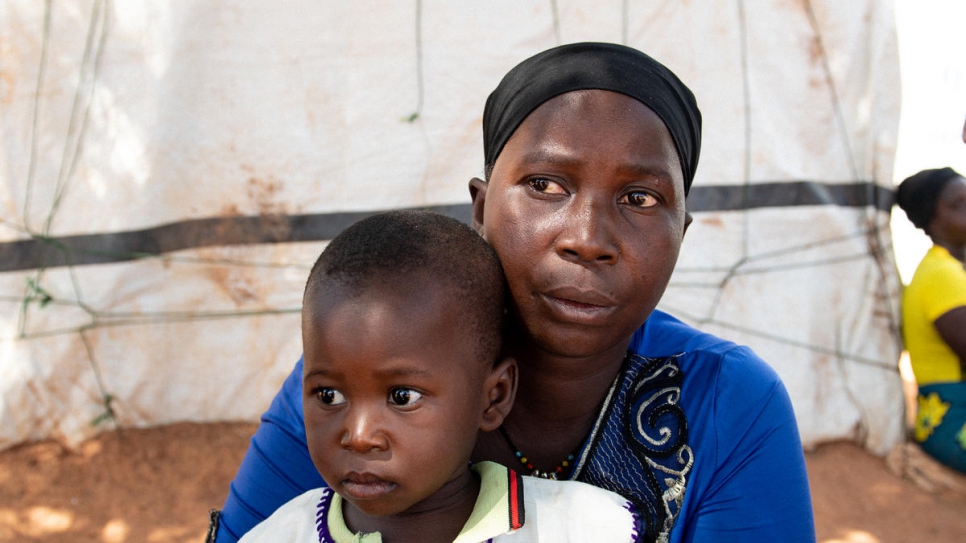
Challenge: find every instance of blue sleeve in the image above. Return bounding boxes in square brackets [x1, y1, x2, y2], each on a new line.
[215, 357, 326, 543]
[678, 348, 816, 543]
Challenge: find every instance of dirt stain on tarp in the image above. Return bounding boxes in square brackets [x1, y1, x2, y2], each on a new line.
[199, 175, 295, 306]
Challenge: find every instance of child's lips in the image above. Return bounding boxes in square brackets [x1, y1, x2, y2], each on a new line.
[341, 473, 397, 501]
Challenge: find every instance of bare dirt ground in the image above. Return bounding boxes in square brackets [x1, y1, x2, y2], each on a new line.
[0, 422, 964, 543]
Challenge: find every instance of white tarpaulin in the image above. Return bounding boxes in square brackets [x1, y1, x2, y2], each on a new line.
[0, 0, 904, 454]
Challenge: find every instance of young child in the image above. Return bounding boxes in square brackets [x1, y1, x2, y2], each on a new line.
[239, 210, 640, 542]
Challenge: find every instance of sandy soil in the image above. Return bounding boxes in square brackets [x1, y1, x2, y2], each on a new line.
[0, 422, 964, 543]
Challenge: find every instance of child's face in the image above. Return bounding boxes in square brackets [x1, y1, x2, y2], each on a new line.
[301, 278, 495, 518]
[473, 90, 688, 359]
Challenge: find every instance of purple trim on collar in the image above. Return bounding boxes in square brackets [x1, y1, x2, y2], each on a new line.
[316, 488, 336, 543]
[624, 501, 642, 543]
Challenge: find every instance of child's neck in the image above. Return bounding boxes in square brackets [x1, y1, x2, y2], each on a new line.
[341, 469, 480, 543]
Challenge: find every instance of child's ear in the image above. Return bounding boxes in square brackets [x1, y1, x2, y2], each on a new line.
[468, 177, 488, 235]
[479, 357, 516, 432]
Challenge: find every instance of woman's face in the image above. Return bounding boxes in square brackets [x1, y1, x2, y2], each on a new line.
[471, 90, 689, 359]
[931, 175, 966, 246]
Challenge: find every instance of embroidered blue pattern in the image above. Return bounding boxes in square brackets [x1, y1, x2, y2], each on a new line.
[572, 353, 692, 543]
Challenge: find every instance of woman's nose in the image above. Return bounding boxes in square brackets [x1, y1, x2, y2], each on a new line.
[554, 198, 619, 264]
[340, 406, 389, 452]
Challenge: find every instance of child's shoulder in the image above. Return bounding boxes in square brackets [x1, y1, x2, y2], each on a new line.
[238, 487, 331, 542]
[467, 462, 638, 542]
[521, 475, 640, 541]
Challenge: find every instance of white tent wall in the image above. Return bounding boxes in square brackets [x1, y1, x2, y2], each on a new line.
[891, 0, 966, 284]
[0, 0, 904, 454]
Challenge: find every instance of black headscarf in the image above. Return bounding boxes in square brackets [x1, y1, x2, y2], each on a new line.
[482, 42, 702, 195]
[895, 167, 961, 231]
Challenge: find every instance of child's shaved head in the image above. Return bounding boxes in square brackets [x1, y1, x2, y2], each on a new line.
[303, 210, 505, 365]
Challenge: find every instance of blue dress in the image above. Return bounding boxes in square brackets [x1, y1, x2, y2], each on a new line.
[215, 310, 815, 543]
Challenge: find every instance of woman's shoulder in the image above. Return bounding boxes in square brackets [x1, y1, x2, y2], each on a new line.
[626, 310, 789, 429]
[630, 310, 777, 382]
[914, 246, 966, 282]
[633, 310, 739, 353]
[907, 246, 966, 309]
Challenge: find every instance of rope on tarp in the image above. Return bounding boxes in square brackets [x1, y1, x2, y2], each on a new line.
[18, 0, 117, 430]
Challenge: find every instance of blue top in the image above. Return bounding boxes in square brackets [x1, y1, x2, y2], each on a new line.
[216, 310, 815, 543]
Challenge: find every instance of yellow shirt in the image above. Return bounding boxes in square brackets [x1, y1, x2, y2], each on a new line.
[903, 245, 966, 384]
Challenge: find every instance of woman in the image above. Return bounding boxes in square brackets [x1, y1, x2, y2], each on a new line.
[896, 167, 966, 474]
[211, 43, 815, 543]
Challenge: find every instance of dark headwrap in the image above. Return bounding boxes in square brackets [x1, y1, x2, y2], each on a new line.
[895, 167, 961, 231]
[483, 42, 702, 195]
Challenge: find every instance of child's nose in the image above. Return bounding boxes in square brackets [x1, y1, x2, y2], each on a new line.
[340, 406, 390, 452]
[555, 197, 619, 264]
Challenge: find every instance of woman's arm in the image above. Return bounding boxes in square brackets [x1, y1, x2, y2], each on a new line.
[934, 306, 966, 377]
[679, 349, 816, 543]
[214, 357, 325, 543]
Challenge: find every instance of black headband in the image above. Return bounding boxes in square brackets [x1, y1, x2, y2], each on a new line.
[483, 42, 702, 195]
[896, 167, 961, 231]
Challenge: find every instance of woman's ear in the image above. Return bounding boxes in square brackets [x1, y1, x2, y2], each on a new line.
[683, 211, 693, 238]
[479, 357, 517, 432]
[468, 177, 488, 235]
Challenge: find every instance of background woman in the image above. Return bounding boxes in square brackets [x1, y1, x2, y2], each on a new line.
[896, 167, 966, 474]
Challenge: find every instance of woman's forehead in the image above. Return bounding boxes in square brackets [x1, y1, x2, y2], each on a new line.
[941, 176, 966, 200]
[523, 90, 663, 129]
[482, 43, 701, 191]
[496, 90, 683, 184]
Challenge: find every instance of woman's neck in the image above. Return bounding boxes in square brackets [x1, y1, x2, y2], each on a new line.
[509, 340, 627, 424]
[481, 335, 630, 471]
[934, 239, 965, 263]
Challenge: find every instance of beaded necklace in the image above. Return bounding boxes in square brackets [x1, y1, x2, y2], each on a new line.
[498, 425, 579, 480]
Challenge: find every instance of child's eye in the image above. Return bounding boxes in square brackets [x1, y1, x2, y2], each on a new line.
[620, 190, 658, 208]
[527, 177, 566, 195]
[316, 388, 346, 406]
[388, 388, 422, 407]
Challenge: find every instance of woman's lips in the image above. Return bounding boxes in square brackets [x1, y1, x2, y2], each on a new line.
[544, 285, 617, 306]
[341, 473, 397, 501]
[540, 286, 617, 323]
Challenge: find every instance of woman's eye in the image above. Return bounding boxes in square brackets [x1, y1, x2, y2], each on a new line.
[316, 388, 346, 406]
[527, 177, 565, 195]
[622, 191, 658, 208]
[388, 388, 422, 407]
